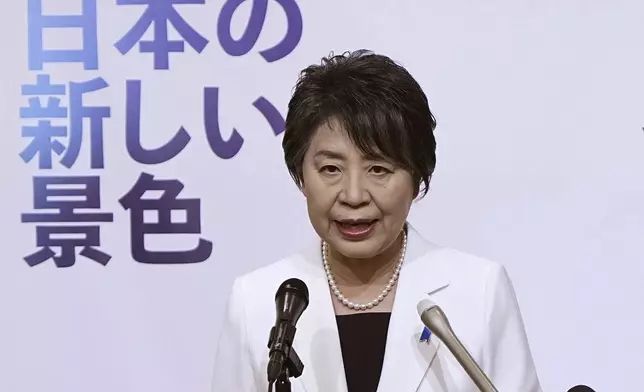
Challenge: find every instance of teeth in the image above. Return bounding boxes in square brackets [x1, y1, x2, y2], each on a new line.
[338, 221, 374, 228]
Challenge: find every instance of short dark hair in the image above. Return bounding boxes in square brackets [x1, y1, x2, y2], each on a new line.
[282, 49, 437, 198]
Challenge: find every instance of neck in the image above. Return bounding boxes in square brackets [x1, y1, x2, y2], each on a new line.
[327, 230, 405, 286]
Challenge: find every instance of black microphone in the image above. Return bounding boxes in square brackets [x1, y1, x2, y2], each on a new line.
[266, 278, 309, 384]
[567, 386, 596, 392]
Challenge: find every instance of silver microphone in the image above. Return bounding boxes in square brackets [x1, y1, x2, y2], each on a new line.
[417, 298, 498, 392]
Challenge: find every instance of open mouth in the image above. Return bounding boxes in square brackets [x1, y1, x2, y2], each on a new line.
[335, 219, 378, 239]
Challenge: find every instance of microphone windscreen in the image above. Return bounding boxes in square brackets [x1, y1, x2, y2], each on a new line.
[417, 297, 438, 317]
[567, 385, 596, 392]
[276, 278, 309, 302]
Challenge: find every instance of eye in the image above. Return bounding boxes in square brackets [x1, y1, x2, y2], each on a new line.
[370, 165, 392, 175]
[320, 165, 340, 174]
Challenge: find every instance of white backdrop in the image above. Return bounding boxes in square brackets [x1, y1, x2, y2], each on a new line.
[1, 1, 643, 391]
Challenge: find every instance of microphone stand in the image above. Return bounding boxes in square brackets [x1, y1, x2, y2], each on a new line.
[273, 347, 304, 392]
[267, 322, 304, 392]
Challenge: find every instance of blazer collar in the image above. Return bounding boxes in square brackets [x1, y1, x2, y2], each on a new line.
[291, 224, 451, 392]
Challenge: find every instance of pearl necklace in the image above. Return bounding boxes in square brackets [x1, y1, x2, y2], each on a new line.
[322, 230, 407, 311]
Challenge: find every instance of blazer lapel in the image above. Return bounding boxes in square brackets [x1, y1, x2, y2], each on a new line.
[291, 239, 348, 392]
[377, 226, 451, 392]
[286, 225, 450, 392]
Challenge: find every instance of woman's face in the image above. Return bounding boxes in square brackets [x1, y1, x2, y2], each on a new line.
[301, 121, 415, 260]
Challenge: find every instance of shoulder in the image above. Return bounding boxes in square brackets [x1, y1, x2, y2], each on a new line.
[405, 224, 505, 280]
[410, 237, 508, 287]
[406, 230, 517, 314]
[420, 245, 521, 316]
[430, 245, 501, 270]
[433, 246, 515, 298]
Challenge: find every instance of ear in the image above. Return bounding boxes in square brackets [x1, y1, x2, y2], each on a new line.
[299, 182, 308, 198]
[296, 170, 308, 198]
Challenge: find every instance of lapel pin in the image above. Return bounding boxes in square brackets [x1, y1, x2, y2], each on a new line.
[419, 326, 432, 343]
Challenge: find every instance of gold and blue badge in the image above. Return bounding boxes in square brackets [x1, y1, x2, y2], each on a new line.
[420, 326, 432, 343]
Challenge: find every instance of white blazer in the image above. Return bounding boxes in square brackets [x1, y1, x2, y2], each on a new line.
[210, 225, 542, 392]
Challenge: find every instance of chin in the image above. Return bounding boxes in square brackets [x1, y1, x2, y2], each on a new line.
[328, 238, 382, 260]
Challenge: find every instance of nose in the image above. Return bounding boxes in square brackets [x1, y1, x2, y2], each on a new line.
[338, 173, 370, 207]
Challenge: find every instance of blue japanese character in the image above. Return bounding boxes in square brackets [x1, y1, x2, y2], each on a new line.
[20, 74, 111, 169]
[20, 75, 67, 169]
[119, 172, 212, 264]
[115, 0, 209, 70]
[204, 89, 285, 158]
[204, 87, 244, 159]
[218, 0, 302, 62]
[21, 176, 113, 268]
[65, 77, 111, 168]
[203, 89, 285, 158]
[125, 80, 191, 164]
[27, 0, 99, 70]
[125, 82, 284, 162]
[253, 96, 285, 136]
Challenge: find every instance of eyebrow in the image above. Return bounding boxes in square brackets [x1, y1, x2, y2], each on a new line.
[313, 149, 345, 160]
[313, 149, 395, 166]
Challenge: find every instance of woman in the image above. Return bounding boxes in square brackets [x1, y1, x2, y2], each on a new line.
[210, 50, 542, 392]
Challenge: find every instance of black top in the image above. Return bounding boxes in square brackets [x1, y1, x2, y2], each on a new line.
[335, 312, 392, 392]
